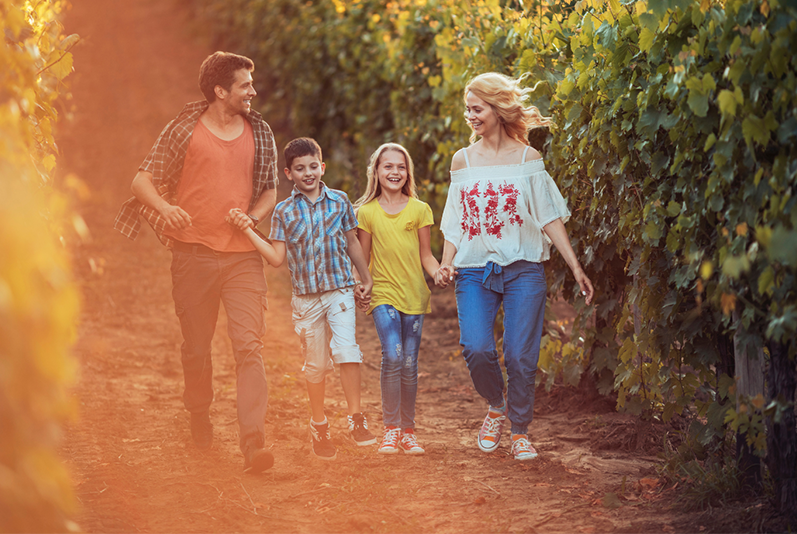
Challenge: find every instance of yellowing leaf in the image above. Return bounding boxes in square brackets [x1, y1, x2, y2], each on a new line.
[736, 222, 748, 236]
[718, 89, 737, 117]
[639, 28, 656, 53]
[720, 293, 737, 315]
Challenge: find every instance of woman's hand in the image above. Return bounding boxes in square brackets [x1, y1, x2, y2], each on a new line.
[573, 266, 594, 305]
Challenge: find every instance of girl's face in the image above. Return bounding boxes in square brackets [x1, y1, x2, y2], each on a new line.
[376, 150, 408, 196]
[465, 91, 500, 137]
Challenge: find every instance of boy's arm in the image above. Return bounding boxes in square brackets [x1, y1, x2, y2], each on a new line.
[345, 228, 373, 307]
[243, 228, 286, 267]
[228, 208, 286, 267]
[418, 225, 441, 279]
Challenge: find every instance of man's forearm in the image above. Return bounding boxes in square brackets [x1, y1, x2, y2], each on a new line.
[249, 187, 277, 221]
[131, 171, 169, 213]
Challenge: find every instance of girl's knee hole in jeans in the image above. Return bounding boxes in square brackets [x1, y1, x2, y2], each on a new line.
[412, 319, 420, 332]
[395, 343, 402, 357]
[404, 356, 413, 368]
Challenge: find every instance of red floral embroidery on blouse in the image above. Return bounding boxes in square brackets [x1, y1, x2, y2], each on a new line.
[499, 183, 524, 227]
[484, 182, 505, 238]
[460, 182, 482, 240]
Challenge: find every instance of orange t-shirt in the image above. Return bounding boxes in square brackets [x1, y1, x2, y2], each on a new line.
[165, 117, 256, 252]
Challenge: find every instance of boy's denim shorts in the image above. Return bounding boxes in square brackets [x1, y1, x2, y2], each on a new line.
[291, 287, 362, 383]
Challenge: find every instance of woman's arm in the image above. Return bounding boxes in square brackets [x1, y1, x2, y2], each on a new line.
[543, 218, 594, 305]
[418, 226, 440, 279]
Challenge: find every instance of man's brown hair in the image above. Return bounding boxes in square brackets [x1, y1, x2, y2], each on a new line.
[198, 51, 254, 103]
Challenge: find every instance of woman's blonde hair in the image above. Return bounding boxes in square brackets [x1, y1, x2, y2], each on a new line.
[354, 143, 417, 210]
[464, 72, 552, 145]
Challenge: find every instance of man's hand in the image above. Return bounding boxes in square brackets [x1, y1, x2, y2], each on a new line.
[434, 264, 457, 288]
[226, 208, 254, 231]
[159, 204, 192, 230]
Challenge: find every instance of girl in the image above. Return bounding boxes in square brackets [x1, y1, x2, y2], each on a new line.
[355, 143, 440, 455]
[435, 73, 594, 461]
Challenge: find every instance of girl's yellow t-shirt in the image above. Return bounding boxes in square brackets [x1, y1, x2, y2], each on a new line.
[357, 197, 434, 315]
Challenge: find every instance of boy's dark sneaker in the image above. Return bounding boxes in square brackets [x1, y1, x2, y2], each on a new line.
[310, 420, 337, 460]
[190, 411, 213, 450]
[243, 448, 274, 473]
[347, 412, 377, 446]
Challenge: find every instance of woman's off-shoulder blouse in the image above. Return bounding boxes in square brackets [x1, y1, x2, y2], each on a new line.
[439, 147, 570, 269]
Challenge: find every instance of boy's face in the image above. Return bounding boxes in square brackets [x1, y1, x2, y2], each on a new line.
[285, 154, 325, 196]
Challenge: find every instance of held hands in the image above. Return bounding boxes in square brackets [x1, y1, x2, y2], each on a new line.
[434, 264, 458, 288]
[573, 266, 595, 305]
[354, 279, 373, 312]
[226, 208, 255, 231]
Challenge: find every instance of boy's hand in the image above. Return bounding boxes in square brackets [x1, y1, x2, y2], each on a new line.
[226, 208, 254, 231]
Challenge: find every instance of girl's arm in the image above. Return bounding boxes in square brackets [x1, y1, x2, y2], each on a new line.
[418, 225, 440, 279]
[357, 228, 372, 271]
[243, 227, 286, 267]
[543, 218, 594, 305]
[435, 239, 459, 288]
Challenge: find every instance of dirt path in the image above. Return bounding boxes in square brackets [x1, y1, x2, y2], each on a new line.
[57, 0, 721, 532]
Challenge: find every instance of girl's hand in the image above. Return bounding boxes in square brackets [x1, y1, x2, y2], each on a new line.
[573, 266, 594, 305]
[435, 264, 457, 288]
[226, 208, 254, 231]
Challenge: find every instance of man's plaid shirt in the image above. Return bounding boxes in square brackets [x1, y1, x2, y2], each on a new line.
[270, 183, 358, 296]
[113, 101, 278, 247]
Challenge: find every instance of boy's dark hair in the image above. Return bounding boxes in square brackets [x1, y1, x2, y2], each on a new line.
[198, 51, 254, 103]
[284, 138, 323, 170]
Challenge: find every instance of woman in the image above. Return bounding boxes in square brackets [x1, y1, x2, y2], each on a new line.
[436, 72, 594, 461]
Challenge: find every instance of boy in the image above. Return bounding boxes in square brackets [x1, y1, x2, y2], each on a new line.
[227, 137, 376, 460]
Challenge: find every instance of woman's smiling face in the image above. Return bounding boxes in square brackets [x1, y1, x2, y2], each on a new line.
[465, 91, 500, 137]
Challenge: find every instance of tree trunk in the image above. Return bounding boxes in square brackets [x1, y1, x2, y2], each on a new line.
[732, 326, 764, 486]
[765, 339, 797, 525]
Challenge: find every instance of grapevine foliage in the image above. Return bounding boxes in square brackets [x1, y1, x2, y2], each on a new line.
[1, 0, 80, 531]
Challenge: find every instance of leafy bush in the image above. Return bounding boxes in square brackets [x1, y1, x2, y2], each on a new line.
[0, 0, 80, 531]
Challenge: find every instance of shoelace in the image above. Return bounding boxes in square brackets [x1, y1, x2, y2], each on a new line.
[481, 414, 504, 436]
[402, 432, 420, 449]
[348, 414, 369, 431]
[312, 424, 331, 441]
[512, 436, 534, 454]
[381, 428, 401, 447]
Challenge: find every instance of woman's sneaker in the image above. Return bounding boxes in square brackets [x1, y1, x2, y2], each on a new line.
[399, 429, 425, 455]
[378, 426, 401, 454]
[477, 406, 506, 452]
[309, 420, 337, 460]
[511, 434, 538, 461]
[348, 412, 377, 446]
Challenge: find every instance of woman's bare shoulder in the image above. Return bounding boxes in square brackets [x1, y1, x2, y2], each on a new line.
[450, 148, 468, 172]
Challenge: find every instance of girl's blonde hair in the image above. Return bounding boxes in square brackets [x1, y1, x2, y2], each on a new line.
[354, 143, 417, 210]
[464, 72, 552, 145]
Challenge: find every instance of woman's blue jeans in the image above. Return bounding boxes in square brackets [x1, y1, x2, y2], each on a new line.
[372, 304, 424, 429]
[455, 261, 546, 435]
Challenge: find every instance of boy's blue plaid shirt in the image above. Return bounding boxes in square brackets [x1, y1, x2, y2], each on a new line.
[270, 182, 358, 295]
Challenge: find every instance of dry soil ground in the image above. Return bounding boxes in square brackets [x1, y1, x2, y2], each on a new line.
[56, 0, 771, 532]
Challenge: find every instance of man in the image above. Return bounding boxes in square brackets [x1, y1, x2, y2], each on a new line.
[114, 52, 277, 473]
